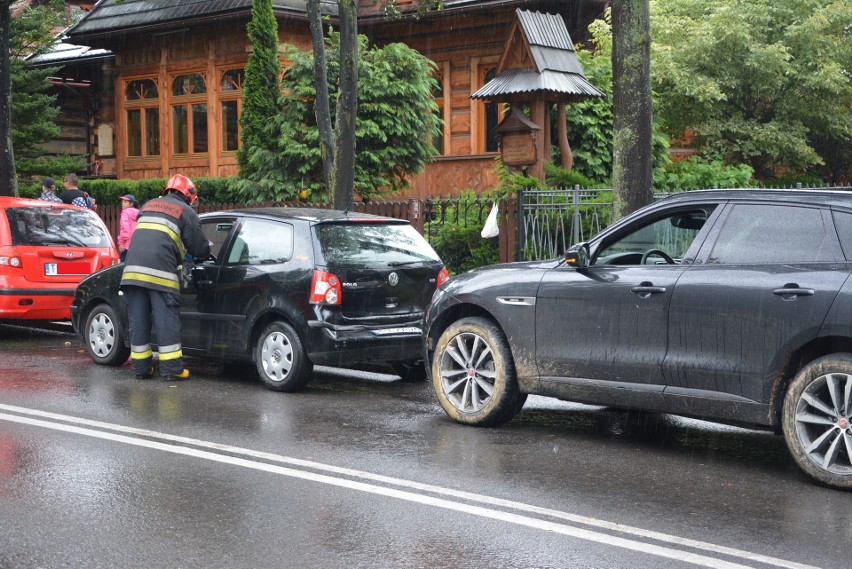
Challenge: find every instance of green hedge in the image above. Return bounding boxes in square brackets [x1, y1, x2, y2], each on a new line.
[19, 176, 244, 205]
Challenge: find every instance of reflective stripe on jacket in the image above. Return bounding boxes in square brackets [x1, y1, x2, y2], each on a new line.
[120, 193, 210, 294]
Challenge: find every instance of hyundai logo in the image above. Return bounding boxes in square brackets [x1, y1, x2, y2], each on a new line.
[64, 252, 75, 258]
[387, 272, 399, 286]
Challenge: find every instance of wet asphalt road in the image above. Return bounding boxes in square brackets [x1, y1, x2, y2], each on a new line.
[0, 322, 849, 569]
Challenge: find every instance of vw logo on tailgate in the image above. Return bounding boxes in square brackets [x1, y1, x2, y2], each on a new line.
[387, 272, 399, 286]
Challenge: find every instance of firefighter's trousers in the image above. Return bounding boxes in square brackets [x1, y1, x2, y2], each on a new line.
[123, 285, 184, 377]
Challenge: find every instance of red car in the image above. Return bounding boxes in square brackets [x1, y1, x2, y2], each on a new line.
[0, 196, 119, 321]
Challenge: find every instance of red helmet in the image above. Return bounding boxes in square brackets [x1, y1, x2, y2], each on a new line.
[164, 173, 198, 205]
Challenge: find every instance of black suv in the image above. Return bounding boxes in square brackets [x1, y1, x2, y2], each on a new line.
[72, 208, 447, 390]
[424, 189, 852, 489]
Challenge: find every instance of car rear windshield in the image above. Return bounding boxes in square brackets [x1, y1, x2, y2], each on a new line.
[5, 206, 111, 248]
[317, 222, 441, 267]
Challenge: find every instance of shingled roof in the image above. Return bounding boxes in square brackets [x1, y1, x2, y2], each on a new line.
[64, 0, 336, 40]
[471, 9, 603, 102]
[64, 0, 547, 42]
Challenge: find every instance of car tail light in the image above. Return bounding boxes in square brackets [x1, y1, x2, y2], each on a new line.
[310, 270, 342, 305]
[0, 251, 22, 268]
[437, 267, 449, 286]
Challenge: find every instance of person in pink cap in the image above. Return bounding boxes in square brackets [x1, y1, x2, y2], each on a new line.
[117, 194, 139, 262]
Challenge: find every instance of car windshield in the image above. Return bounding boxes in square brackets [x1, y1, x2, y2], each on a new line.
[317, 222, 441, 267]
[5, 206, 111, 248]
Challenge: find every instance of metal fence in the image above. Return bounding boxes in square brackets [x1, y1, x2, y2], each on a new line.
[514, 184, 852, 262]
[516, 186, 612, 261]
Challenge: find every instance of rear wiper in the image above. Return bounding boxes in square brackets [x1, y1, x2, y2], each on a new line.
[388, 260, 422, 267]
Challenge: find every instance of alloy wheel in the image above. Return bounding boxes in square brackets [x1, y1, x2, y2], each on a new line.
[794, 372, 852, 475]
[439, 331, 496, 413]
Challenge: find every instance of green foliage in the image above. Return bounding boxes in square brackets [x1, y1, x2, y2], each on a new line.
[237, 0, 282, 177]
[425, 192, 500, 274]
[654, 158, 755, 192]
[237, 32, 441, 203]
[564, 12, 670, 187]
[650, 0, 851, 181]
[544, 162, 597, 189]
[9, 0, 64, 176]
[564, 16, 614, 185]
[17, 154, 87, 183]
[18, 176, 244, 204]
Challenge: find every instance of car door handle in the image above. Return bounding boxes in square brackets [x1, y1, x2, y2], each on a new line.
[630, 284, 666, 298]
[196, 280, 213, 287]
[773, 286, 814, 298]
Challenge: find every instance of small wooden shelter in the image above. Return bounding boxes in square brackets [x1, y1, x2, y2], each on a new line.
[472, 9, 603, 180]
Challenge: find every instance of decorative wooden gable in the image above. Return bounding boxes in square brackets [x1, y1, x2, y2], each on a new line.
[497, 19, 535, 75]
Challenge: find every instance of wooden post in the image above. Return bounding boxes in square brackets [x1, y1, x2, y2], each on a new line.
[529, 98, 546, 181]
[557, 102, 573, 171]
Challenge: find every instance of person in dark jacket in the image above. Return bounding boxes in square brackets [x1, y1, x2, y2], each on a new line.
[59, 173, 87, 205]
[121, 174, 211, 381]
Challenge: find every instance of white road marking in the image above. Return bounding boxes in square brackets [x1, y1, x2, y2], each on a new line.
[0, 404, 818, 569]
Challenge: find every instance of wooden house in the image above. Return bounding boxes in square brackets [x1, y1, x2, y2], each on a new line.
[33, 0, 609, 199]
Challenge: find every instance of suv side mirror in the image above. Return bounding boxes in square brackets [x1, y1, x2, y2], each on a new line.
[564, 243, 590, 268]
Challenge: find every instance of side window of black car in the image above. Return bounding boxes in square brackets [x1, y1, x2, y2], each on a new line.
[832, 210, 852, 261]
[707, 204, 842, 264]
[595, 209, 711, 265]
[227, 219, 294, 265]
[202, 221, 233, 260]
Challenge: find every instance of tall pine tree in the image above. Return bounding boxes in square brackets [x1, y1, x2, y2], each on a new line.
[237, 0, 283, 182]
[0, 0, 14, 196]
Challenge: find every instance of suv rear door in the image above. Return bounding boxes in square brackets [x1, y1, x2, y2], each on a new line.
[663, 202, 849, 403]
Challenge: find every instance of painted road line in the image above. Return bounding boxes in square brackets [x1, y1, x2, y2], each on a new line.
[0, 404, 818, 569]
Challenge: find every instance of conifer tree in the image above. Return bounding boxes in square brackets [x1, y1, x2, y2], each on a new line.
[237, 0, 283, 180]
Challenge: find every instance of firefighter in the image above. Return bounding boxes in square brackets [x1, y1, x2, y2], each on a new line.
[121, 174, 211, 381]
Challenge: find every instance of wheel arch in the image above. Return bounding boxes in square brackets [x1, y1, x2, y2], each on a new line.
[426, 302, 502, 366]
[770, 335, 852, 431]
[246, 306, 309, 364]
[80, 297, 128, 345]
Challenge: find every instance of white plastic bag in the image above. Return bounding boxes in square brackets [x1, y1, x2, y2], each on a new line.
[481, 202, 500, 238]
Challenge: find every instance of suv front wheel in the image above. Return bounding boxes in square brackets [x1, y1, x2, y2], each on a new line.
[255, 321, 312, 392]
[432, 317, 527, 426]
[782, 354, 852, 490]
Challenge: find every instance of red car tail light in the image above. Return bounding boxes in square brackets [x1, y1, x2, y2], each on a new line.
[437, 267, 449, 286]
[310, 270, 342, 305]
[0, 248, 22, 268]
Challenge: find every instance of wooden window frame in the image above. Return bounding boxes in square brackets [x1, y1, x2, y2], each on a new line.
[169, 72, 209, 157]
[123, 77, 161, 161]
[219, 68, 245, 154]
[470, 56, 502, 155]
[433, 61, 450, 156]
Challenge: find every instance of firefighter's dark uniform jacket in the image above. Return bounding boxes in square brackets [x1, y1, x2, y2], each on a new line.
[121, 193, 210, 292]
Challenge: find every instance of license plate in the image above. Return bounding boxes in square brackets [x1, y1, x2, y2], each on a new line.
[370, 326, 421, 336]
[45, 262, 89, 276]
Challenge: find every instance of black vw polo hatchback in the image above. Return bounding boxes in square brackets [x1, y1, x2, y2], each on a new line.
[423, 189, 852, 490]
[72, 207, 447, 391]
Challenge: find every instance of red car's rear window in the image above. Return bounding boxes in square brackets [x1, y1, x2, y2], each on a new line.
[4, 206, 112, 248]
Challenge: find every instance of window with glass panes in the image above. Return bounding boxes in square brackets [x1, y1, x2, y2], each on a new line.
[220, 69, 244, 152]
[125, 79, 160, 158]
[171, 73, 208, 155]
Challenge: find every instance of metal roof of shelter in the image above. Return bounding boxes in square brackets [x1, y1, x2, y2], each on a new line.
[471, 9, 603, 102]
